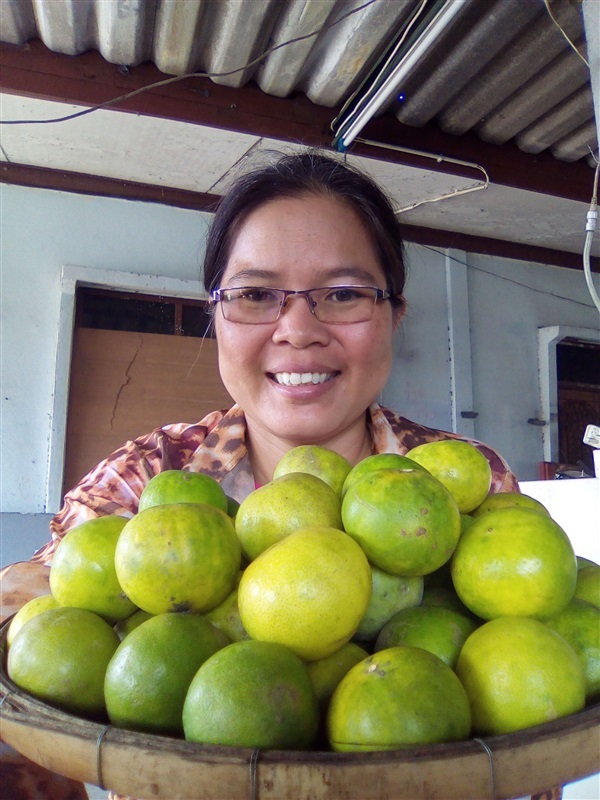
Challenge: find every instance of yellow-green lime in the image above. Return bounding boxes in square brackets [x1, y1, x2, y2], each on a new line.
[273, 445, 352, 496]
[406, 439, 492, 513]
[105, 612, 227, 735]
[545, 598, 600, 699]
[341, 468, 461, 576]
[238, 526, 371, 661]
[113, 609, 153, 641]
[307, 642, 369, 709]
[374, 605, 478, 669]
[7, 606, 119, 716]
[49, 515, 136, 623]
[460, 514, 475, 534]
[138, 469, 227, 513]
[451, 507, 577, 620]
[327, 646, 471, 751]
[420, 584, 480, 620]
[114, 502, 241, 615]
[574, 564, 600, 608]
[456, 616, 585, 735]
[226, 495, 240, 519]
[205, 571, 250, 642]
[183, 640, 319, 749]
[354, 566, 423, 641]
[342, 453, 429, 498]
[7, 594, 59, 647]
[235, 473, 342, 561]
[471, 491, 550, 518]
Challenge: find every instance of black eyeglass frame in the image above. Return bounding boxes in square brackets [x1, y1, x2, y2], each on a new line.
[209, 285, 392, 324]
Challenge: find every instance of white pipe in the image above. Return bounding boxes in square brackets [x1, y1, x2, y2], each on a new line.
[339, 0, 468, 150]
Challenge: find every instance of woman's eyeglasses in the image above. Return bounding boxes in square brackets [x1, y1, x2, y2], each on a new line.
[209, 285, 392, 325]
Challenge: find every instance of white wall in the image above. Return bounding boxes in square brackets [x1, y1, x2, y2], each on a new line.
[466, 251, 599, 480]
[1, 183, 211, 514]
[384, 244, 600, 482]
[1, 182, 599, 516]
[382, 244, 454, 430]
[520, 477, 600, 800]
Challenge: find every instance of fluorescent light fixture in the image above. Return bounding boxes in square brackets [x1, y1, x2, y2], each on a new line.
[337, 0, 468, 151]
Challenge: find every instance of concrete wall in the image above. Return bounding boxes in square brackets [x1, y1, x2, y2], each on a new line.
[2, 183, 599, 533]
[383, 245, 599, 482]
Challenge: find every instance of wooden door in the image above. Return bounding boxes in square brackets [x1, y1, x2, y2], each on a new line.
[63, 328, 233, 494]
[555, 339, 600, 475]
[557, 383, 600, 474]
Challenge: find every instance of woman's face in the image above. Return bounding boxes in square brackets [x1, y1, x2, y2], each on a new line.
[214, 193, 397, 450]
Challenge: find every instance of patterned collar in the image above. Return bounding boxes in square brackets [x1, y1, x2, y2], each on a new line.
[184, 403, 398, 502]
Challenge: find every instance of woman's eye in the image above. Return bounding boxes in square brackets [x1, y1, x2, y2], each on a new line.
[240, 289, 278, 303]
[327, 288, 363, 303]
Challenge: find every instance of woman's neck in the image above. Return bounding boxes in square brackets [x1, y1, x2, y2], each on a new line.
[245, 415, 373, 487]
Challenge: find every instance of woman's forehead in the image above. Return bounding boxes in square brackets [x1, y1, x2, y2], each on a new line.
[222, 194, 382, 274]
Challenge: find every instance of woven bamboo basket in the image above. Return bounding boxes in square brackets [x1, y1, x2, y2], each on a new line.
[1, 618, 598, 800]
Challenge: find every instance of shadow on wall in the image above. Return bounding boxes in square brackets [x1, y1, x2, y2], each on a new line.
[1, 514, 54, 567]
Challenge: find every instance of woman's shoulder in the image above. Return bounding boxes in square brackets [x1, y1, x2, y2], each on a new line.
[44, 406, 247, 556]
[118, 405, 244, 469]
[372, 404, 520, 493]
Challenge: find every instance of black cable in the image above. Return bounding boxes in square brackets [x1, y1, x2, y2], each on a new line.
[420, 244, 598, 310]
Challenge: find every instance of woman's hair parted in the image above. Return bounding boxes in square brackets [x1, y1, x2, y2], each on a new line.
[202, 150, 406, 310]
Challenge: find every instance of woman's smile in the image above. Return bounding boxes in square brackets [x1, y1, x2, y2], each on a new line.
[270, 371, 337, 386]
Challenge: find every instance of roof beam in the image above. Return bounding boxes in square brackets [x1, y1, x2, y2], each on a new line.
[3, 161, 597, 273]
[1, 39, 595, 204]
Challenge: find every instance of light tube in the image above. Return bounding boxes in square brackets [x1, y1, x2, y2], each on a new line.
[339, 0, 468, 150]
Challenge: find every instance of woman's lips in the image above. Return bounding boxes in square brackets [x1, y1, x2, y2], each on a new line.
[270, 371, 338, 386]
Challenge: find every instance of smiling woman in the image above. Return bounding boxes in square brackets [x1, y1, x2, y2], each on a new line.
[210, 191, 401, 485]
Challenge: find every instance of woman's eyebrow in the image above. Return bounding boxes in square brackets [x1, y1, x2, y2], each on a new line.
[222, 268, 279, 285]
[323, 265, 382, 284]
[223, 265, 382, 286]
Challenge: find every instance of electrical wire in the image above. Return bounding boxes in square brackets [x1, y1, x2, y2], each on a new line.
[355, 136, 489, 212]
[0, 0, 377, 126]
[420, 244, 599, 311]
[582, 158, 600, 315]
[542, 0, 590, 68]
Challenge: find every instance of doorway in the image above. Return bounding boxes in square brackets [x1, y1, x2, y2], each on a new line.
[62, 287, 233, 495]
[556, 339, 600, 475]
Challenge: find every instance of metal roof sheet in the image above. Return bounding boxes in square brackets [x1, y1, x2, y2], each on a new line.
[0, 0, 597, 165]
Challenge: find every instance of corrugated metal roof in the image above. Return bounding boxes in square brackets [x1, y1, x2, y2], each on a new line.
[0, 0, 597, 165]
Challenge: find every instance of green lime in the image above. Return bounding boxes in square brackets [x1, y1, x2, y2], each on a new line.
[139, 470, 228, 513]
[183, 640, 319, 749]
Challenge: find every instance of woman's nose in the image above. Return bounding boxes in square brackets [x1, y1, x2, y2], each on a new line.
[271, 294, 330, 347]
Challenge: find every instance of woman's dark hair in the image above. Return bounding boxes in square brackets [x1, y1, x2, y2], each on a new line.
[203, 151, 406, 308]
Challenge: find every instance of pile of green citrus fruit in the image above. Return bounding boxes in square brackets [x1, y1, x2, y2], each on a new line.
[6, 444, 599, 753]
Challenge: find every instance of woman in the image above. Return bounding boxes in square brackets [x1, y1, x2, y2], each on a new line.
[4, 151, 552, 800]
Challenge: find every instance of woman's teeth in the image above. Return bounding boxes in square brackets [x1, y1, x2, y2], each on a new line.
[274, 372, 332, 386]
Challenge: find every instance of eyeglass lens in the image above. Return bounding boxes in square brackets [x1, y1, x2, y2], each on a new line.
[216, 286, 387, 324]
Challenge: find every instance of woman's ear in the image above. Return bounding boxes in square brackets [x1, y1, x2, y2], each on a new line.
[392, 297, 406, 330]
